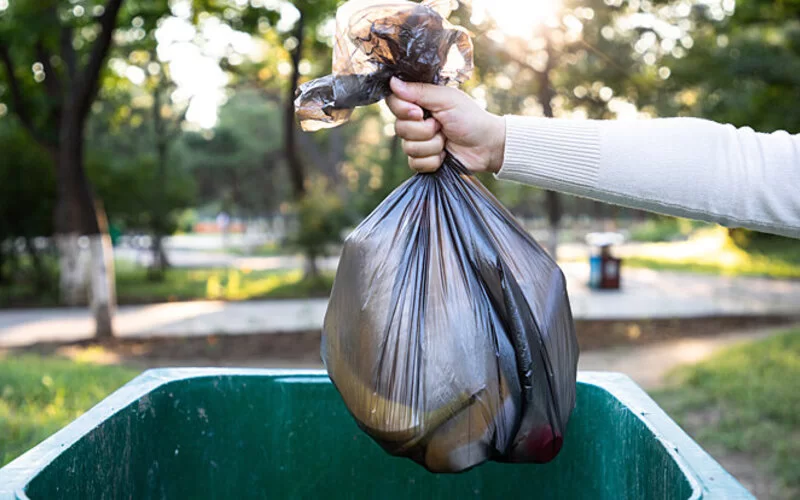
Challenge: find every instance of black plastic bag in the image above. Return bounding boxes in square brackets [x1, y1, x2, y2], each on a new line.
[296, 0, 579, 473]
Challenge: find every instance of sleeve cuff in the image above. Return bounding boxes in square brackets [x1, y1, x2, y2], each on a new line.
[496, 116, 602, 194]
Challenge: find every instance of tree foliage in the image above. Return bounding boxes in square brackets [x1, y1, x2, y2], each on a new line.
[176, 89, 286, 216]
[656, 0, 800, 132]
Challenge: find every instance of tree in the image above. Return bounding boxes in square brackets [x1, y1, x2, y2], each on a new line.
[85, 66, 195, 280]
[655, 0, 800, 132]
[211, 0, 352, 276]
[276, 0, 343, 277]
[0, 0, 136, 337]
[176, 89, 288, 217]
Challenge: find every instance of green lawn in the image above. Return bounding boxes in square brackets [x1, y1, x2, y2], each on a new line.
[0, 354, 139, 466]
[653, 329, 800, 496]
[226, 243, 285, 257]
[115, 266, 334, 303]
[624, 228, 800, 279]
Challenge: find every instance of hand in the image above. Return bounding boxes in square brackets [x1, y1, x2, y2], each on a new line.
[387, 77, 506, 173]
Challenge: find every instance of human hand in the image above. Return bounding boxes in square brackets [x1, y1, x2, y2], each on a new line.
[387, 77, 506, 173]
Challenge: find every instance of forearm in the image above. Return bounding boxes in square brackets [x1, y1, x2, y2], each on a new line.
[497, 116, 800, 238]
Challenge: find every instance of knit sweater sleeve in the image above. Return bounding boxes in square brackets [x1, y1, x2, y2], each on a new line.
[496, 116, 800, 238]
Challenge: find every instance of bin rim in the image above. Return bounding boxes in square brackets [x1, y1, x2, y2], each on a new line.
[0, 369, 753, 500]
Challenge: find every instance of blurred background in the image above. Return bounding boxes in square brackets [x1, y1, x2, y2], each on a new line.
[0, 0, 798, 497]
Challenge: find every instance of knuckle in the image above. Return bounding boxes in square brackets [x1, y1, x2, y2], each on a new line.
[423, 122, 437, 138]
[395, 121, 413, 139]
[408, 82, 423, 100]
[420, 156, 440, 172]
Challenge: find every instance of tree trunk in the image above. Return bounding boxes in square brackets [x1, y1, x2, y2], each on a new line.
[89, 218, 115, 340]
[0, 242, 5, 285]
[24, 237, 48, 294]
[284, 13, 307, 199]
[149, 79, 171, 281]
[303, 251, 320, 281]
[545, 190, 562, 258]
[55, 109, 115, 338]
[148, 235, 170, 280]
[537, 29, 561, 260]
[284, 12, 320, 279]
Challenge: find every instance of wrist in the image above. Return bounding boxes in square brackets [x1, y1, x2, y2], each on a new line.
[487, 114, 506, 173]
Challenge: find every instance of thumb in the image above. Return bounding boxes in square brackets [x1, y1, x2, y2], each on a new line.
[390, 77, 457, 112]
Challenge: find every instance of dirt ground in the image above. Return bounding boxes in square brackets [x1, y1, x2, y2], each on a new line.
[6, 315, 795, 370]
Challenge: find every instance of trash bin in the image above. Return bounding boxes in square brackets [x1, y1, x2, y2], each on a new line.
[0, 369, 752, 499]
[586, 232, 624, 290]
[108, 223, 122, 247]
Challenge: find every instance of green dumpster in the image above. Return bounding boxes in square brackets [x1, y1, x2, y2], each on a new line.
[0, 369, 752, 499]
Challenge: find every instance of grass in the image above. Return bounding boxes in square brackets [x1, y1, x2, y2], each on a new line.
[0, 354, 139, 466]
[653, 329, 800, 495]
[0, 282, 59, 308]
[115, 265, 334, 303]
[226, 243, 285, 257]
[628, 217, 706, 242]
[624, 227, 800, 279]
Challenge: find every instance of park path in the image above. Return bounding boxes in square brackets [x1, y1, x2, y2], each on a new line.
[1, 262, 798, 348]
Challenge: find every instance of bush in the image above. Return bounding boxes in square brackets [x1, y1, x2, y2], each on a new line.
[290, 177, 350, 274]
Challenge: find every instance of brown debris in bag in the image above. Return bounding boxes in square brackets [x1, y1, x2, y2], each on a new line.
[294, 0, 473, 131]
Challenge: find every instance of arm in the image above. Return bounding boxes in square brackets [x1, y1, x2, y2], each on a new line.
[385, 78, 799, 238]
[499, 117, 800, 238]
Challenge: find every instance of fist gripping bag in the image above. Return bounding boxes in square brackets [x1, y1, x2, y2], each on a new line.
[295, 0, 579, 473]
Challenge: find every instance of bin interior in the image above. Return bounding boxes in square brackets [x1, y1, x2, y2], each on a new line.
[15, 372, 704, 500]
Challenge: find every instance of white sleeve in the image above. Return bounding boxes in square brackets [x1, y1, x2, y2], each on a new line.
[496, 116, 800, 238]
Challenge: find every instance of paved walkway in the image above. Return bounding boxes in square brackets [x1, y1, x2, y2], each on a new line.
[1, 263, 798, 348]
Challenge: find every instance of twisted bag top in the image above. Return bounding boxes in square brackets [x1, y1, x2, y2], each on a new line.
[295, 0, 472, 131]
[295, 0, 579, 473]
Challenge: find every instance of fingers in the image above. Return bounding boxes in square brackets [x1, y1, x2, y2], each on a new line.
[390, 77, 458, 112]
[402, 133, 445, 158]
[404, 131, 446, 173]
[395, 117, 440, 141]
[387, 77, 452, 174]
[409, 152, 446, 173]
[386, 94, 424, 121]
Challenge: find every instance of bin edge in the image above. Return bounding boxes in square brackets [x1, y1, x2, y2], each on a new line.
[0, 368, 327, 499]
[578, 371, 754, 500]
[0, 369, 754, 500]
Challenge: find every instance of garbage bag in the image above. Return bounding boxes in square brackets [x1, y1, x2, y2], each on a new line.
[295, 0, 579, 473]
[295, 0, 473, 131]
